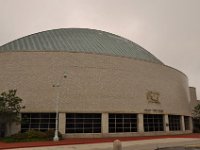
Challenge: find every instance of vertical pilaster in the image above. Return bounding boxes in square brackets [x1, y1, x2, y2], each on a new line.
[58, 113, 66, 134]
[181, 115, 185, 131]
[164, 114, 169, 132]
[6, 114, 21, 136]
[189, 116, 193, 131]
[102, 113, 109, 133]
[138, 114, 144, 132]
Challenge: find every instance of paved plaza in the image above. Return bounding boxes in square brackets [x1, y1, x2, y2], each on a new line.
[11, 138, 200, 150]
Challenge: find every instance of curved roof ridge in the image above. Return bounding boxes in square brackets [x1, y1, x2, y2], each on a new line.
[0, 28, 163, 64]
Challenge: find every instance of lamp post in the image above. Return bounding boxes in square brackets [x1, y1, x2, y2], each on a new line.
[52, 72, 67, 141]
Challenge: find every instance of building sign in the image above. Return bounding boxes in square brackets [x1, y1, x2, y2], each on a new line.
[146, 91, 160, 104]
[144, 109, 164, 113]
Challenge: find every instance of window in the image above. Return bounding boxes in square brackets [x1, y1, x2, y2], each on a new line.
[168, 115, 181, 131]
[109, 114, 137, 133]
[193, 118, 200, 132]
[66, 113, 101, 133]
[21, 113, 56, 132]
[184, 116, 190, 130]
[143, 114, 164, 132]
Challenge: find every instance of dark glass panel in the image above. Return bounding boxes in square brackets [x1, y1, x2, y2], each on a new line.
[109, 113, 137, 133]
[50, 113, 56, 118]
[30, 119, 40, 124]
[65, 113, 101, 133]
[40, 119, 49, 124]
[66, 128, 75, 133]
[21, 113, 56, 132]
[184, 116, 190, 130]
[144, 114, 164, 132]
[40, 113, 49, 118]
[31, 113, 40, 118]
[30, 124, 39, 128]
[93, 128, 101, 133]
[49, 124, 55, 128]
[40, 124, 48, 128]
[21, 124, 29, 128]
[169, 115, 181, 131]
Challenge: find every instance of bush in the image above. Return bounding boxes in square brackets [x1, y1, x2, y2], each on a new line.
[11, 130, 46, 140]
[27, 130, 47, 139]
[2, 129, 63, 142]
[45, 129, 62, 140]
[11, 132, 27, 139]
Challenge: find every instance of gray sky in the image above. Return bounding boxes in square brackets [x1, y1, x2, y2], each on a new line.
[0, 0, 199, 99]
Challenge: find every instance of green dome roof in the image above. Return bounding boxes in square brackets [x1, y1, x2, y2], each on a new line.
[0, 28, 163, 64]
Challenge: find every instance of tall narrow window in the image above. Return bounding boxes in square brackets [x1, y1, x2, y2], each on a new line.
[109, 114, 137, 133]
[184, 116, 190, 130]
[143, 114, 164, 132]
[193, 118, 200, 132]
[66, 113, 101, 133]
[168, 115, 181, 131]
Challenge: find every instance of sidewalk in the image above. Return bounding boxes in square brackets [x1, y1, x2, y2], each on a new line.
[10, 138, 200, 150]
[1, 134, 200, 150]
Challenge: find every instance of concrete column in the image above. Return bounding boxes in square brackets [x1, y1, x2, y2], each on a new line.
[164, 114, 169, 132]
[6, 122, 20, 136]
[189, 117, 193, 131]
[102, 113, 109, 133]
[6, 114, 21, 136]
[58, 113, 66, 134]
[181, 115, 185, 131]
[138, 114, 144, 132]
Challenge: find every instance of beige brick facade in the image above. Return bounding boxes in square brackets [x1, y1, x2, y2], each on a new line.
[0, 51, 195, 137]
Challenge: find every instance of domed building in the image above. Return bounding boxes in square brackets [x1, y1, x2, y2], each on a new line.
[0, 28, 198, 137]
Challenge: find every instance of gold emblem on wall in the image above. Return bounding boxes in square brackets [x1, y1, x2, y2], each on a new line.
[146, 91, 160, 104]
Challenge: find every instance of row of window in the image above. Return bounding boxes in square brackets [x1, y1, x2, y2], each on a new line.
[21, 113, 190, 133]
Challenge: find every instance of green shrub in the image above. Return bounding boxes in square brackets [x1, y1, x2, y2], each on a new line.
[26, 130, 47, 139]
[45, 129, 62, 140]
[11, 132, 27, 139]
[1, 129, 63, 142]
[11, 130, 46, 139]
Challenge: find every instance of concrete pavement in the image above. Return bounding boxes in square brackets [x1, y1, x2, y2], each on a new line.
[12, 138, 200, 150]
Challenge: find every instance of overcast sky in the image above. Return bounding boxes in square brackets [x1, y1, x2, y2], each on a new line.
[0, 0, 199, 99]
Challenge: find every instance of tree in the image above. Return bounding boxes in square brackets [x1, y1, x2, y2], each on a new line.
[193, 103, 200, 119]
[0, 89, 25, 137]
[192, 103, 200, 133]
